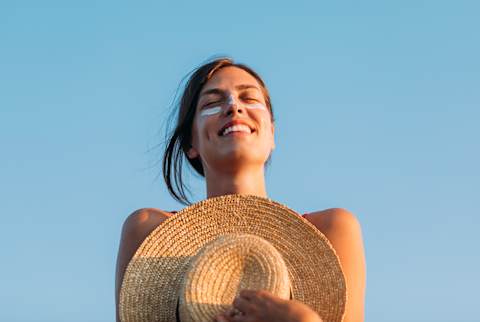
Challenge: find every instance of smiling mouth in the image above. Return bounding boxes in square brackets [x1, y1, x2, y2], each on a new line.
[218, 125, 255, 137]
[221, 131, 253, 137]
[218, 124, 255, 136]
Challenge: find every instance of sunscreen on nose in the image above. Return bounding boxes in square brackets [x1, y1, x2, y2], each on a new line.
[226, 94, 235, 106]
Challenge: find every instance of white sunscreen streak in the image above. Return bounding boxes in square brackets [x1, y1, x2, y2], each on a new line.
[200, 94, 267, 117]
[200, 106, 222, 116]
[245, 103, 268, 111]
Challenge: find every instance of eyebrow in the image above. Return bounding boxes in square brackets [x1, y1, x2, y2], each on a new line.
[199, 84, 261, 97]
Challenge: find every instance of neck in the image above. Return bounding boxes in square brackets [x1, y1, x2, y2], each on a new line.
[205, 166, 267, 199]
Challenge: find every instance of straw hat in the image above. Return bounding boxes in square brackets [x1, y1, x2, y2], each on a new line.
[119, 194, 347, 322]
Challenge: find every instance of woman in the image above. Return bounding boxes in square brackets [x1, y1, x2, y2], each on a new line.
[115, 58, 366, 322]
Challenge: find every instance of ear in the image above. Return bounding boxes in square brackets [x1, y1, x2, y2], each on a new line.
[187, 146, 199, 159]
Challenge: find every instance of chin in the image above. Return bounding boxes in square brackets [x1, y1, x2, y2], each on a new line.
[214, 153, 267, 168]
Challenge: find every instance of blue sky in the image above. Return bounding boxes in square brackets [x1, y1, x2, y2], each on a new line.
[1, 1, 479, 321]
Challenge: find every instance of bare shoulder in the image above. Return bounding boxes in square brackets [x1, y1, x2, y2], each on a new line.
[305, 207, 362, 233]
[305, 208, 366, 322]
[115, 208, 174, 321]
[120, 207, 173, 242]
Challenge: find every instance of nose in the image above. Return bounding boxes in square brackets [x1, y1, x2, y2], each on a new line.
[223, 94, 245, 116]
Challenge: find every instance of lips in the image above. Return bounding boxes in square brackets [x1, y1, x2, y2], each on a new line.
[218, 120, 255, 136]
[221, 125, 252, 137]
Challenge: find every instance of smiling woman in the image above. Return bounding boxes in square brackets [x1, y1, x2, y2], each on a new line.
[162, 59, 276, 205]
[115, 57, 366, 322]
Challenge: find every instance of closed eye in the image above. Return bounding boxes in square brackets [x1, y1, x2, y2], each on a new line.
[241, 97, 260, 104]
[203, 101, 221, 108]
[203, 97, 260, 108]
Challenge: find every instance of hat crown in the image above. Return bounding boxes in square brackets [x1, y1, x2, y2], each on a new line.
[179, 233, 291, 321]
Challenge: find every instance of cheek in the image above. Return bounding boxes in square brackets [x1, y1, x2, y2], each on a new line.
[258, 114, 273, 135]
[193, 115, 216, 141]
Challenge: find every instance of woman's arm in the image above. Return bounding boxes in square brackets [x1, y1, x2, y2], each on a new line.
[307, 208, 367, 322]
[115, 208, 170, 322]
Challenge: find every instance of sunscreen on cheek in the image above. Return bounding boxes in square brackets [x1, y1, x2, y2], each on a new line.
[200, 106, 222, 117]
[245, 102, 268, 111]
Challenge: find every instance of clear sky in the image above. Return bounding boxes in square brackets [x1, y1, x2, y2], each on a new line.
[1, 1, 479, 321]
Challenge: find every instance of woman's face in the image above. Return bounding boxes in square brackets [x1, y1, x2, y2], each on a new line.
[187, 66, 275, 173]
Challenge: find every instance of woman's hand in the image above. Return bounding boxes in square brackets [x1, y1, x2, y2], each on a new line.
[214, 289, 323, 322]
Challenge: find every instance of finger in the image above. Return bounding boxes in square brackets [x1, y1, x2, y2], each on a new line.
[254, 289, 273, 299]
[224, 307, 235, 317]
[240, 289, 273, 306]
[239, 289, 257, 300]
[215, 314, 228, 322]
[215, 313, 235, 322]
[233, 296, 252, 314]
[231, 314, 249, 322]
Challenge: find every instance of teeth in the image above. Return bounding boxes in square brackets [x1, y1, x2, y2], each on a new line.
[222, 124, 252, 136]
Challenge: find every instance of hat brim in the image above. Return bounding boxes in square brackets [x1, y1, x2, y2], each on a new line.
[119, 194, 346, 322]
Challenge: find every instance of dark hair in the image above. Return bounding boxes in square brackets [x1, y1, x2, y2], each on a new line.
[162, 57, 275, 205]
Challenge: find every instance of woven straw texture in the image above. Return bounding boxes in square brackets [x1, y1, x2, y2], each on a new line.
[119, 194, 347, 322]
[179, 233, 291, 321]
